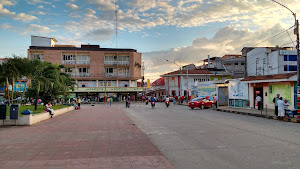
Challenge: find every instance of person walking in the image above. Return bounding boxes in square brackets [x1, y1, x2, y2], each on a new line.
[109, 97, 112, 106]
[77, 97, 81, 109]
[256, 94, 262, 110]
[214, 94, 219, 108]
[273, 94, 280, 116]
[277, 97, 285, 121]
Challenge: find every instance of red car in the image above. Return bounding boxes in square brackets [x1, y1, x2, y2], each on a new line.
[189, 97, 215, 109]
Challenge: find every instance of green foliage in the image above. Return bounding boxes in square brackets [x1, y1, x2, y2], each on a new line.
[6, 105, 69, 116]
[0, 57, 75, 109]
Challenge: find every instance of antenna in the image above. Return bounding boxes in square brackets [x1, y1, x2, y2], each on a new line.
[115, 0, 118, 48]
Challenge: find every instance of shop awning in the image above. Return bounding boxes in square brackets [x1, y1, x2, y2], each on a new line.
[241, 72, 297, 83]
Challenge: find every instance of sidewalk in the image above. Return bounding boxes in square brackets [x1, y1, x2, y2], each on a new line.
[0, 105, 175, 169]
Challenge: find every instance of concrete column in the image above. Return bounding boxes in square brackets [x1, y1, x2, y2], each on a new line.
[96, 80, 99, 87]
[117, 80, 119, 87]
[129, 80, 131, 87]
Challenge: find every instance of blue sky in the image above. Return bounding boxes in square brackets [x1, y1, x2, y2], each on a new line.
[0, 0, 299, 80]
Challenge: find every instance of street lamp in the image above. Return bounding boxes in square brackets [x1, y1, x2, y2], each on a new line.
[272, 0, 300, 118]
[166, 59, 182, 103]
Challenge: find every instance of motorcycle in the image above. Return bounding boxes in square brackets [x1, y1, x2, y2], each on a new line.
[126, 100, 130, 108]
[165, 101, 170, 108]
[145, 100, 148, 105]
[151, 102, 155, 109]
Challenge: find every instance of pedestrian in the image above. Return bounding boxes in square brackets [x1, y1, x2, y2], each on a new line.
[277, 97, 285, 121]
[273, 94, 280, 116]
[45, 102, 54, 118]
[107, 97, 110, 106]
[214, 94, 219, 108]
[77, 97, 81, 109]
[256, 94, 262, 110]
[109, 97, 112, 106]
[284, 99, 290, 117]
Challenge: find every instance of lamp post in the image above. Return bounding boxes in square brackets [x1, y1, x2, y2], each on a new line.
[272, 0, 299, 118]
[166, 59, 182, 102]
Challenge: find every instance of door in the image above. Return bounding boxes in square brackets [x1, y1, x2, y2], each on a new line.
[254, 87, 263, 109]
[218, 87, 228, 106]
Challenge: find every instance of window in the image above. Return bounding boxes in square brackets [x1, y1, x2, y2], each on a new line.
[79, 68, 89, 73]
[104, 55, 117, 65]
[77, 55, 90, 64]
[62, 54, 75, 64]
[31, 54, 44, 61]
[284, 65, 297, 71]
[284, 55, 297, 61]
[119, 56, 129, 65]
[241, 63, 245, 65]
[105, 68, 113, 73]
[235, 63, 238, 65]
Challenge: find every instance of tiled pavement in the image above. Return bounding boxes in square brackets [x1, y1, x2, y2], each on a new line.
[0, 105, 175, 169]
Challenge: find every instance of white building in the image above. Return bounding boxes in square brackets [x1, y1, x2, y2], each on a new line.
[246, 47, 297, 76]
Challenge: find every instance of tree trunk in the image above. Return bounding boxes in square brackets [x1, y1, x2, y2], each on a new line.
[11, 79, 14, 104]
[34, 82, 40, 111]
[6, 77, 10, 105]
[20, 80, 29, 105]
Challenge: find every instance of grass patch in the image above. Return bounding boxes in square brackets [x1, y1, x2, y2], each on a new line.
[5, 105, 69, 116]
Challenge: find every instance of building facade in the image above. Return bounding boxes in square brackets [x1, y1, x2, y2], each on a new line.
[28, 36, 143, 101]
[246, 47, 297, 76]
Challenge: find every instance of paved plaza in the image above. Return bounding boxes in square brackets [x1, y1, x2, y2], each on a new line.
[0, 104, 174, 169]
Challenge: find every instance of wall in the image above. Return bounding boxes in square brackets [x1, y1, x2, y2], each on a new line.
[31, 36, 51, 47]
[90, 51, 104, 78]
[131, 52, 142, 80]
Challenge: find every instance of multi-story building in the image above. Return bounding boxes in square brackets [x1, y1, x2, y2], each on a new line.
[221, 54, 245, 78]
[28, 36, 143, 101]
[245, 47, 297, 76]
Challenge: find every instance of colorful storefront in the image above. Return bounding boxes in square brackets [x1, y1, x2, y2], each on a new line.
[241, 73, 297, 110]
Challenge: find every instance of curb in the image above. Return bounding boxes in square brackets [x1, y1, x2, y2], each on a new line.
[215, 109, 300, 123]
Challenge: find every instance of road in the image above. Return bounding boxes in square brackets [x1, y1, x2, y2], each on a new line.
[121, 102, 300, 169]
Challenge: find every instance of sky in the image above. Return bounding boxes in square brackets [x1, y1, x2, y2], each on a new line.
[0, 0, 300, 82]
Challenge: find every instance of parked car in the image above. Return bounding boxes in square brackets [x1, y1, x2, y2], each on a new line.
[189, 97, 215, 109]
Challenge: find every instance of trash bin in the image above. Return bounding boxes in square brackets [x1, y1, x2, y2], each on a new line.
[10, 104, 20, 120]
[0, 104, 7, 120]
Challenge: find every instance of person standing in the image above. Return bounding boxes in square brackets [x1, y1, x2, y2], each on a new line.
[214, 94, 219, 108]
[77, 97, 81, 109]
[109, 97, 112, 106]
[277, 97, 285, 121]
[273, 94, 280, 116]
[256, 95, 262, 110]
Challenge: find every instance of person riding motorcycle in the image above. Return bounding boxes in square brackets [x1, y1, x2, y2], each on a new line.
[165, 96, 170, 107]
[145, 97, 149, 105]
[150, 97, 156, 108]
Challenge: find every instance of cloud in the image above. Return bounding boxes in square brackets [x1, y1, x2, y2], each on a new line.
[85, 28, 114, 41]
[0, 4, 38, 22]
[69, 13, 81, 18]
[27, 0, 51, 5]
[0, 0, 16, 6]
[66, 3, 79, 9]
[37, 5, 44, 9]
[27, 24, 51, 33]
[0, 23, 11, 29]
[90, 0, 116, 11]
[143, 24, 295, 81]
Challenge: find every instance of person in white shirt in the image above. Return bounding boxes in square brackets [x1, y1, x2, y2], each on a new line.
[256, 95, 262, 110]
[45, 102, 54, 118]
[165, 96, 170, 102]
[277, 97, 285, 121]
[214, 94, 219, 108]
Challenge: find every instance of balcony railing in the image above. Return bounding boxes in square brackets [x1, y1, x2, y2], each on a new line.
[118, 73, 130, 77]
[105, 73, 117, 77]
[77, 73, 90, 77]
[105, 73, 130, 77]
[77, 60, 90, 65]
[118, 61, 130, 65]
[62, 60, 75, 64]
[104, 61, 117, 65]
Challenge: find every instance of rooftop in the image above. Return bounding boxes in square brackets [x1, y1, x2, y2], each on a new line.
[162, 69, 214, 76]
[29, 46, 138, 52]
[241, 72, 297, 82]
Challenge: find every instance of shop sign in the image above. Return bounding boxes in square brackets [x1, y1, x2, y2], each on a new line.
[280, 50, 297, 55]
[73, 87, 144, 92]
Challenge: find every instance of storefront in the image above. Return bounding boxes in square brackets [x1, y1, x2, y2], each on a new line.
[73, 87, 144, 102]
[241, 73, 297, 110]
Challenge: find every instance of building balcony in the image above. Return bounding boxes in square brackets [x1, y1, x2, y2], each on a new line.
[105, 73, 117, 77]
[118, 61, 130, 65]
[104, 61, 117, 65]
[77, 73, 90, 77]
[118, 73, 130, 77]
[77, 60, 90, 65]
[62, 60, 75, 64]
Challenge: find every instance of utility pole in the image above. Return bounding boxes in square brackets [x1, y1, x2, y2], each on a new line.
[186, 66, 189, 103]
[256, 58, 258, 76]
[272, 0, 299, 119]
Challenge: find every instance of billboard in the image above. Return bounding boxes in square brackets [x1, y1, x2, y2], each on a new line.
[197, 81, 216, 97]
[268, 83, 291, 103]
[228, 79, 248, 100]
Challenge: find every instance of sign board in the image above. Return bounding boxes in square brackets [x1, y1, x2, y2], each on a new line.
[268, 84, 291, 103]
[197, 81, 216, 97]
[74, 87, 144, 92]
[279, 50, 297, 55]
[228, 79, 248, 100]
[229, 99, 250, 108]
